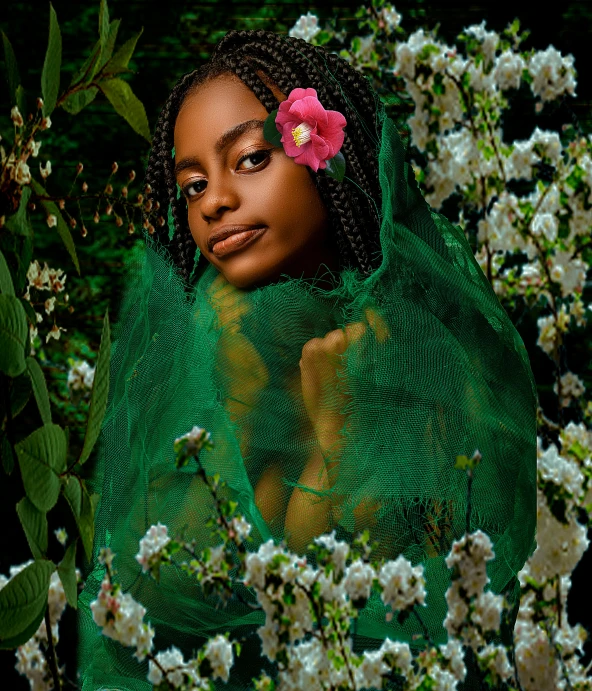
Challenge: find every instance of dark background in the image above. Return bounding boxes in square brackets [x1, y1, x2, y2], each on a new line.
[1, 0, 591, 686]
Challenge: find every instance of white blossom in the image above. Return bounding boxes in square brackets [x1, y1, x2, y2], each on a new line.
[39, 160, 52, 179]
[289, 13, 321, 42]
[528, 45, 576, 102]
[204, 634, 234, 682]
[136, 523, 171, 574]
[378, 554, 426, 612]
[67, 360, 95, 391]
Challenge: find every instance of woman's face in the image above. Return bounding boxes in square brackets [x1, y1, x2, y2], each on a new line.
[173, 73, 339, 289]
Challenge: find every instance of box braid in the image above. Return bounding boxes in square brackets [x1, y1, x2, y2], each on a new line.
[144, 29, 384, 284]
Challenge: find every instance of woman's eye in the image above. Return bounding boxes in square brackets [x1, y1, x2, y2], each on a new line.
[183, 180, 206, 198]
[238, 150, 270, 170]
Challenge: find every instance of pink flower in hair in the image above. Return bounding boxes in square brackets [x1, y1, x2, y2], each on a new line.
[275, 88, 347, 172]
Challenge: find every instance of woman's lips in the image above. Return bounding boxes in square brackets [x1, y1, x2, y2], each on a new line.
[211, 226, 267, 257]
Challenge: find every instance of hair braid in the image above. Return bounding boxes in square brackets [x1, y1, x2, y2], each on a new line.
[145, 29, 385, 284]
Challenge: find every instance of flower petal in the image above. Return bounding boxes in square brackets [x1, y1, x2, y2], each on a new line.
[287, 87, 318, 104]
[289, 97, 328, 129]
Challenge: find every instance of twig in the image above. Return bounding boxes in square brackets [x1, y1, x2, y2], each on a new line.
[44, 606, 62, 690]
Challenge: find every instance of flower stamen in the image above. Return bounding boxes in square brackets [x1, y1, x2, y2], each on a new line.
[291, 122, 313, 148]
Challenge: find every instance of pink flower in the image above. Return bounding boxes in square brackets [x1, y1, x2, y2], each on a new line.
[275, 88, 347, 172]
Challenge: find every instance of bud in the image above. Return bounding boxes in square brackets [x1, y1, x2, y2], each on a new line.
[144, 184, 152, 195]
[40, 160, 52, 179]
[0, 215, 5, 229]
[76, 162, 84, 175]
[58, 199, 65, 210]
[143, 218, 149, 229]
[148, 224, 155, 235]
[144, 199, 153, 212]
[128, 170, 136, 182]
[105, 204, 113, 216]
[28, 202, 36, 212]
[69, 217, 77, 229]
[11, 106, 24, 128]
[158, 215, 166, 226]
[154, 201, 161, 211]
[36, 97, 44, 110]
[93, 211, 100, 224]
[68, 305, 74, 314]
[115, 215, 123, 227]
[128, 223, 135, 235]
[28, 113, 33, 122]
[121, 186, 128, 198]
[81, 226, 88, 238]
[111, 161, 119, 174]
[46, 215, 57, 228]
[82, 181, 88, 192]
[40, 116, 52, 130]
[136, 193, 144, 204]
[105, 183, 113, 195]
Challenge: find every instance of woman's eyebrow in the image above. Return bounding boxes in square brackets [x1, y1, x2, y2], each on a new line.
[174, 119, 265, 177]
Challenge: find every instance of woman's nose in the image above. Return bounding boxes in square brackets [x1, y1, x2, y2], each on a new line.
[200, 173, 240, 222]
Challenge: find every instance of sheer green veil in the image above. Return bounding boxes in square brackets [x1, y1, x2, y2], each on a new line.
[77, 74, 538, 690]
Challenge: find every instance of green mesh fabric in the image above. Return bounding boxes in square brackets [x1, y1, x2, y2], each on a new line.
[77, 109, 538, 690]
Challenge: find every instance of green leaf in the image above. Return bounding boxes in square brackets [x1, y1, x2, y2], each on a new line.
[0, 559, 54, 642]
[0, 370, 32, 420]
[0, 601, 45, 650]
[263, 109, 282, 147]
[64, 476, 82, 522]
[58, 542, 77, 608]
[61, 87, 99, 115]
[15, 84, 26, 119]
[0, 294, 28, 376]
[324, 151, 346, 182]
[99, 78, 151, 142]
[26, 357, 52, 425]
[99, 0, 110, 45]
[30, 177, 80, 275]
[0, 249, 15, 296]
[68, 38, 102, 87]
[1, 31, 20, 106]
[79, 486, 100, 561]
[105, 28, 143, 74]
[19, 298, 37, 328]
[4, 185, 33, 237]
[79, 310, 110, 465]
[1, 433, 14, 475]
[16, 424, 67, 512]
[16, 497, 48, 559]
[97, 19, 121, 72]
[41, 3, 62, 116]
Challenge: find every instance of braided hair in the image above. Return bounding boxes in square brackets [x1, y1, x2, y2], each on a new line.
[144, 29, 384, 284]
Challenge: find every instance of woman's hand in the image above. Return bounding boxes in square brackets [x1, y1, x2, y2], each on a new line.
[285, 308, 390, 552]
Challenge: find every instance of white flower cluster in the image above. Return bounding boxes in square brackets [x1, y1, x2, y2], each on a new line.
[1, 562, 73, 691]
[528, 45, 576, 102]
[288, 13, 321, 42]
[382, 5, 401, 31]
[67, 360, 95, 391]
[147, 636, 233, 689]
[135, 522, 171, 574]
[444, 531, 505, 655]
[24, 260, 68, 346]
[174, 425, 213, 459]
[378, 554, 426, 614]
[90, 573, 155, 661]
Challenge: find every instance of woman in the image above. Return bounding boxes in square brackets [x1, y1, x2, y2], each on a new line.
[78, 29, 538, 690]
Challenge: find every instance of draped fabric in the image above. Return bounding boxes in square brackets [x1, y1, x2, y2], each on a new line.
[77, 105, 538, 690]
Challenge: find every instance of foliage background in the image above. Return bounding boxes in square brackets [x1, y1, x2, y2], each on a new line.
[1, 0, 591, 685]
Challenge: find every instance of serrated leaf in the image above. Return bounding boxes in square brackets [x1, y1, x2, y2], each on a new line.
[0, 602, 45, 650]
[41, 3, 62, 116]
[16, 497, 48, 559]
[0, 559, 54, 642]
[58, 542, 77, 608]
[26, 357, 52, 425]
[1, 31, 20, 106]
[324, 151, 346, 182]
[61, 87, 98, 115]
[4, 370, 32, 419]
[1, 433, 14, 474]
[105, 28, 143, 74]
[16, 424, 67, 512]
[4, 185, 33, 237]
[79, 310, 110, 466]
[263, 109, 282, 147]
[63, 476, 82, 520]
[30, 177, 80, 275]
[99, 78, 151, 142]
[0, 294, 28, 377]
[0, 249, 14, 296]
